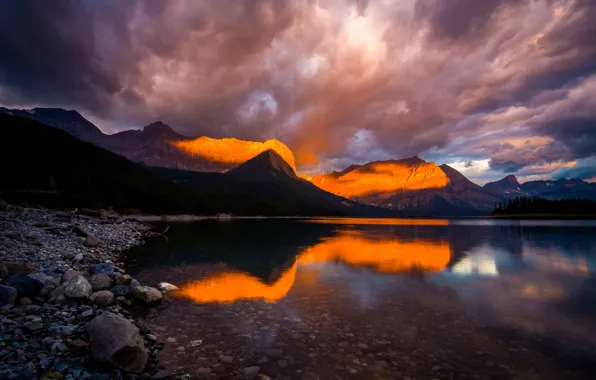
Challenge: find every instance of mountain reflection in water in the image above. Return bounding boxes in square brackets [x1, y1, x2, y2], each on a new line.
[176, 230, 451, 303]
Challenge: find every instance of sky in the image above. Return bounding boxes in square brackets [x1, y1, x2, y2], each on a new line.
[1, 0, 595, 184]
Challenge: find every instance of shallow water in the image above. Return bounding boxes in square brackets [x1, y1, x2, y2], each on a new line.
[127, 218, 596, 379]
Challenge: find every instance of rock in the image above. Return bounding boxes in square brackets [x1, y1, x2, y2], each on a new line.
[0, 263, 8, 279]
[23, 304, 42, 314]
[84, 234, 102, 247]
[74, 225, 91, 237]
[158, 282, 179, 293]
[131, 286, 162, 303]
[130, 278, 141, 288]
[112, 273, 131, 285]
[64, 276, 92, 299]
[2, 261, 37, 274]
[62, 270, 85, 283]
[81, 310, 95, 318]
[89, 263, 114, 275]
[24, 322, 43, 331]
[111, 285, 130, 297]
[28, 272, 61, 288]
[6, 273, 44, 297]
[219, 355, 233, 364]
[49, 284, 67, 303]
[265, 349, 284, 358]
[87, 312, 148, 373]
[0, 284, 18, 306]
[19, 297, 32, 306]
[244, 366, 260, 379]
[90, 291, 115, 307]
[89, 274, 113, 291]
[196, 368, 211, 376]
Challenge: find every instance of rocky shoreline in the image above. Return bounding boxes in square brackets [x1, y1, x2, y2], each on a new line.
[0, 201, 179, 380]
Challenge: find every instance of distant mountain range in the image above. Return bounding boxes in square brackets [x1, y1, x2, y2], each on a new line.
[483, 175, 596, 200]
[2, 107, 594, 216]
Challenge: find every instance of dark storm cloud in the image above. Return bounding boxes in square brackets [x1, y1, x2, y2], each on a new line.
[1, 0, 595, 177]
[552, 157, 596, 181]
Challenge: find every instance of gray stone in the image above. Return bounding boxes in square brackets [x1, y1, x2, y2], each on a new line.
[19, 297, 32, 306]
[64, 276, 92, 299]
[112, 273, 131, 285]
[81, 310, 95, 318]
[89, 263, 114, 275]
[244, 366, 260, 379]
[130, 278, 141, 288]
[90, 291, 115, 307]
[131, 286, 162, 303]
[24, 322, 43, 331]
[0, 284, 17, 306]
[49, 284, 67, 303]
[23, 305, 42, 314]
[219, 355, 233, 363]
[62, 270, 85, 283]
[88, 274, 113, 291]
[6, 273, 44, 297]
[28, 273, 61, 288]
[84, 234, 102, 247]
[87, 312, 148, 373]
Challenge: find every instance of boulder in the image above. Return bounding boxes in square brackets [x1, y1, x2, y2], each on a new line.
[90, 290, 115, 307]
[88, 274, 113, 291]
[64, 276, 92, 299]
[111, 285, 130, 297]
[28, 272, 61, 288]
[84, 234, 102, 247]
[2, 261, 37, 275]
[49, 284, 67, 303]
[158, 282, 179, 293]
[131, 286, 162, 303]
[0, 285, 18, 306]
[62, 270, 85, 283]
[112, 273, 131, 285]
[6, 273, 43, 297]
[87, 312, 148, 373]
[89, 264, 114, 276]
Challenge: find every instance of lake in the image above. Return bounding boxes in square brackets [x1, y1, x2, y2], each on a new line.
[126, 218, 596, 379]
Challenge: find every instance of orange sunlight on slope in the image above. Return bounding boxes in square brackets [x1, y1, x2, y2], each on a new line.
[298, 231, 451, 273]
[172, 136, 297, 172]
[311, 161, 449, 198]
[177, 262, 298, 303]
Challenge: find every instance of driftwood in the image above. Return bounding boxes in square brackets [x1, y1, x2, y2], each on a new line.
[141, 225, 170, 238]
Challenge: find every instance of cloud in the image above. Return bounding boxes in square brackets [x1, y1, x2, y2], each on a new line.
[552, 157, 596, 181]
[1, 0, 595, 177]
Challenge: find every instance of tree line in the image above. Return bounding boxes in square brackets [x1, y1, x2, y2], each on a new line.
[492, 196, 596, 215]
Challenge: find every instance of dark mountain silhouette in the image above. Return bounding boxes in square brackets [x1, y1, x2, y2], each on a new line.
[150, 150, 393, 217]
[484, 175, 596, 200]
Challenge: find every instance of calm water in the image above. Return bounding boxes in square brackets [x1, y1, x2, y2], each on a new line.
[127, 218, 596, 380]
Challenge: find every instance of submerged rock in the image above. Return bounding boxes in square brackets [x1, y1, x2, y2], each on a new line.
[64, 276, 92, 299]
[87, 312, 148, 373]
[131, 286, 162, 303]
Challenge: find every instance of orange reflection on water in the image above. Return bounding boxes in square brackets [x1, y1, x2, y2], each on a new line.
[177, 262, 298, 303]
[311, 161, 449, 198]
[172, 137, 297, 172]
[176, 234, 450, 303]
[307, 218, 449, 226]
[299, 232, 451, 273]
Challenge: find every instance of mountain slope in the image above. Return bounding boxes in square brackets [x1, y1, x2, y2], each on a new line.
[0, 107, 296, 173]
[312, 158, 500, 216]
[484, 175, 596, 200]
[151, 150, 393, 217]
[0, 114, 218, 213]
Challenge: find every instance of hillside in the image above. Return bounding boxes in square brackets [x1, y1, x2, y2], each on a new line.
[150, 150, 393, 217]
[484, 175, 596, 200]
[311, 158, 499, 216]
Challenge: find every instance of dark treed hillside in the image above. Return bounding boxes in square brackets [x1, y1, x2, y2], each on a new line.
[0, 114, 222, 214]
[492, 196, 596, 215]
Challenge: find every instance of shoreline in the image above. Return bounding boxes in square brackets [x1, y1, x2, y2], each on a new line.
[0, 201, 179, 379]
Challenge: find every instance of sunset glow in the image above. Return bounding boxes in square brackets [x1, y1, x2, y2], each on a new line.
[312, 161, 449, 198]
[172, 137, 297, 172]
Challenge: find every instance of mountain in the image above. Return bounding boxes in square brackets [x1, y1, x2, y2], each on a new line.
[0, 113, 218, 213]
[0, 107, 296, 173]
[150, 150, 393, 217]
[483, 175, 524, 196]
[484, 175, 596, 200]
[312, 158, 500, 216]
